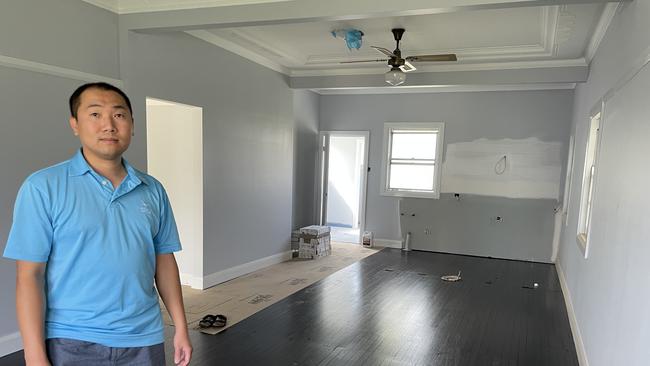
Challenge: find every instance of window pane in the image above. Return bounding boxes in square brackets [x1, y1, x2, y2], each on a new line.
[391, 132, 437, 160]
[389, 164, 435, 191]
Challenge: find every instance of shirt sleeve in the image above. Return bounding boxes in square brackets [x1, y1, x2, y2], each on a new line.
[153, 185, 182, 254]
[3, 180, 53, 262]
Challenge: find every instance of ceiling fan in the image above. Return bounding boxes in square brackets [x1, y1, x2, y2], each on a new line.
[342, 28, 457, 86]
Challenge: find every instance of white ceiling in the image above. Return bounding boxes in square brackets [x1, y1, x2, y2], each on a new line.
[198, 3, 606, 76]
[85, 0, 622, 92]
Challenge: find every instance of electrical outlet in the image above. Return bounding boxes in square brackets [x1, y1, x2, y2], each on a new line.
[490, 216, 505, 224]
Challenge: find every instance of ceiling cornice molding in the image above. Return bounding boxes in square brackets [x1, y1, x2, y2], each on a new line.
[83, 0, 289, 14]
[0, 53, 123, 86]
[291, 58, 588, 77]
[185, 30, 290, 75]
[291, 65, 588, 89]
[585, 2, 620, 63]
[81, 0, 120, 13]
[198, 6, 564, 74]
[305, 44, 548, 66]
[226, 29, 306, 66]
[542, 5, 560, 56]
[313, 83, 577, 95]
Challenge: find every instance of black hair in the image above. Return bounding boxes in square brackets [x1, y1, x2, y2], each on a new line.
[69, 82, 133, 119]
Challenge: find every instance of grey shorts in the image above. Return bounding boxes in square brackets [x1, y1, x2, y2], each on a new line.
[46, 338, 165, 366]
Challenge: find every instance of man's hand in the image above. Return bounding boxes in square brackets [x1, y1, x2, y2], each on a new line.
[155, 253, 192, 365]
[173, 330, 192, 366]
[16, 261, 50, 366]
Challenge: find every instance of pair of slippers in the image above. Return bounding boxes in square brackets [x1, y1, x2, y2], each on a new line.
[198, 314, 227, 329]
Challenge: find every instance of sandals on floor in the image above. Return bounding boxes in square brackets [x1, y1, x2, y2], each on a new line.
[198, 314, 227, 328]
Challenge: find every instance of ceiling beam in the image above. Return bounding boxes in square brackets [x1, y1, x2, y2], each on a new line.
[120, 0, 626, 32]
[289, 65, 589, 89]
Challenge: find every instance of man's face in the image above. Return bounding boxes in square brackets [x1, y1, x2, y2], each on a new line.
[69, 88, 133, 163]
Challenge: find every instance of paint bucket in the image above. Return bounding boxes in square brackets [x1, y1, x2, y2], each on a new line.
[362, 231, 373, 248]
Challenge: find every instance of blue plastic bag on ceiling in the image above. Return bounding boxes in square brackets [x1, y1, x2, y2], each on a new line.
[331, 28, 364, 50]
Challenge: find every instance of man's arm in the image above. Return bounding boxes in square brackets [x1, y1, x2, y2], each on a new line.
[155, 253, 192, 366]
[16, 261, 50, 366]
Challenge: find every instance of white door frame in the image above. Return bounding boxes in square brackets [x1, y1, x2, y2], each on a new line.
[316, 131, 370, 243]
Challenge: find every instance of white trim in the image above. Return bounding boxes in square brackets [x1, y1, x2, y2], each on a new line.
[316, 131, 370, 244]
[305, 43, 549, 66]
[81, 0, 120, 13]
[550, 209, 563, 263]
[555, 262, 589, 366]
[576, 105, 604, 259]
[179, 272, 205, 290]
[202, 250, 292, 290]
[374, 238, 403, 249]
[380, 122, 445, 200]
[585, 3, 620, 63]
[82, 0, 288, 14]
[563, 135, 576, 226]
[185, 30, 289, 75]
[0, 54, 123, 86]
[291, 58, 588, 77]
[312, 83, 576, 95]
[227, 29, 305, 66]
[542, 6, 560, 57]
[0, 332, 22, 358]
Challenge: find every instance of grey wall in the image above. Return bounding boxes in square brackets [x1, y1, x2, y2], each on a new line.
[320, 90, 574, 261]
[558, 1, 650, 365]
[121, 31, 295, 276]
[292, 90, 319, 229]
[0, 0, 119, 79]
[0, 0, 119, 349]
[401, 195, 557, 262]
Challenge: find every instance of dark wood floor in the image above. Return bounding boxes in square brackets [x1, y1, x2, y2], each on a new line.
[1, 248, 578, 366]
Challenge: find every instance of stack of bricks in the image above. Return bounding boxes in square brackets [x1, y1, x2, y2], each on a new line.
[298, 225, 331, 259]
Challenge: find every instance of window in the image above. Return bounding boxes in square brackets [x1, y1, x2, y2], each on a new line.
[380, 122, 444, 199]
[563, 135, 575, 227]
[576, 109, 602, 257]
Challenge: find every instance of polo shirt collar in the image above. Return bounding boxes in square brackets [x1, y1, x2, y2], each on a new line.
[68, 148, 148, 186]
[68, 149, 92, 176]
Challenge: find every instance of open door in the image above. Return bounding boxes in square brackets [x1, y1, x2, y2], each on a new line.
[317, 131, 369, 244]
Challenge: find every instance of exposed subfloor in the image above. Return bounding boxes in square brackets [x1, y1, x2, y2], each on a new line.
[162, 242, 378, 334]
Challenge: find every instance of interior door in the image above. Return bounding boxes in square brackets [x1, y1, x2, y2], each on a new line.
[317, 131, 369, 243]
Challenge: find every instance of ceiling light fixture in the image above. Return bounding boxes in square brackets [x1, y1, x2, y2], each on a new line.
[385, 67, 406, 86]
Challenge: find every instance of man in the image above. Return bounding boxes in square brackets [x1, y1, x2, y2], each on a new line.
[3, 82, 192, 366]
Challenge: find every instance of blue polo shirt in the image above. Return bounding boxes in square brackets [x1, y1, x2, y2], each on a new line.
[3, 149, 182, 347]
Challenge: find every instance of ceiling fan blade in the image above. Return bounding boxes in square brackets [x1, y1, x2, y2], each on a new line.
[371, 46, 397, 58]
[406, 54, 457, 62]
[340, 59, 389, 64]
[400, 61, 417, 73]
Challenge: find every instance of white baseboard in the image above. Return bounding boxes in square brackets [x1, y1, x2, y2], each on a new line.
[0, 332, 22, 358]
[374, 238, 402, 249]
[556, 262, 589, 366]
[179, 272, 204, 290]
[202, 250, 292, 290]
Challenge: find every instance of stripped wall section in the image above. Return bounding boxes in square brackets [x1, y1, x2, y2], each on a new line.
[442, 137, 563, 199]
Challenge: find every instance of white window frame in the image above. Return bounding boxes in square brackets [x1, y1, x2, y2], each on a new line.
[576, 104, 603, 258]
[380, 122, 445, 199]
[563, 135, 575, 227]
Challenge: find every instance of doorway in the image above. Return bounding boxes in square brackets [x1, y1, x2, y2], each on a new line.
[146, 98, 204, 289]
[318, 131, 369, 244]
